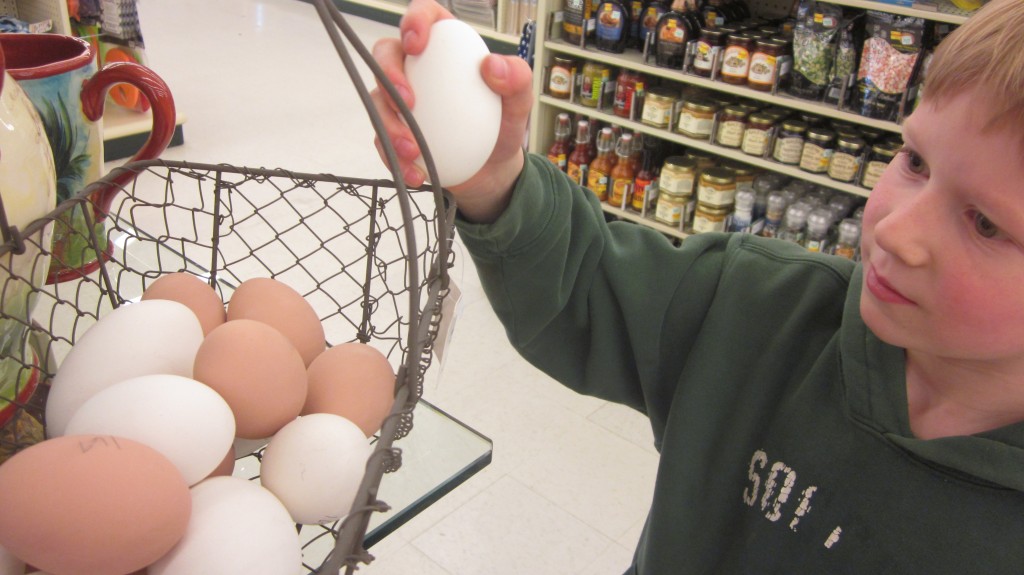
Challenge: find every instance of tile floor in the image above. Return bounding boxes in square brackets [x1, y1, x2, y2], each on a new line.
[130, 1, 659, 573]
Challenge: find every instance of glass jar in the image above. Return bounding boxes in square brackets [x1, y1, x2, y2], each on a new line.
[692, 203, 732, 233]
[828, 135, 867, 183]
[722, 161, 757, 194]
[692, 29, 725, 77]
[676, 98, 717, 139]
[580, 61, 612, 108]
[697, 167, 737, 208]
[772, 119, 807, 165]
[655, 189, 694, 227]
[860, 141, 899, 189]
[747, 39, 785, 92]
[641, 87, 677, 129]
[549, 56, 576, 99]
[798, 127, 835, 174]
[741, 112, 774, 157]
[715, 105, 748, 148]
[659, 155, 698, 195]
[720, 33, 753, 84]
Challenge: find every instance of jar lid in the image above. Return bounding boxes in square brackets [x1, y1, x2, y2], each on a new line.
[722, 161, 757, 176]
[664, 155, 698, 170]
[870, 142, 900, 158]
[780, 119, 808, 133]
[701, 167, 736, 184]
[647, 87, 679, 100]
[696, 203, 733, 214]
[837, 135, 867, 152]
[726, 32, 752, 43]
[806, 127, 836, 143]
[700, 28, 725, 41]
[747, 111, 775, 126]
[683, 98, 717, 113]
[722, 104, 749, 117]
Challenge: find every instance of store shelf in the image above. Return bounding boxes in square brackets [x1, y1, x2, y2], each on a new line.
[540, 94, 872, 199]
[332, 0, 523, 45]
[603, 203, 691, 241]
[102, 105, 186, 162]
[542, 40, 904, 135]
[817, 0, 972, 24]
[10, 0, 70, 34]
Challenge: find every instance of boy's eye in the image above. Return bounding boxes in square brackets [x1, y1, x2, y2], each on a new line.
[974, 212, 1000, 239]
[904, 149, 926, 174]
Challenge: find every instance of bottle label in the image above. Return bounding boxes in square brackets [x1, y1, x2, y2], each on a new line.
[568, 162, 588, 185]
[773, 136, 803, 164]
[609, 178, 632, 207]
[828, 152, 861, 182]
[659, 170, 694, 194]
[861, 160, 888, 189]
[693, 41, 715, 71]
[748, 52, 777, 85]
[587, 170, 610, 201]
[693, 210, 728, 233]
[799, 144, 832, 173]
[741, 128, 769, 156]
[716, 120, 745, 147]
[548, 153, 568, 170]
[697, 183, 736, 207]
[549, 67, 573, 98]
[677, 112, 714, 138]
[721, 45, 750, 78]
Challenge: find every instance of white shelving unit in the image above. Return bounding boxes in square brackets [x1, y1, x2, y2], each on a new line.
[526, 0, 974, 238]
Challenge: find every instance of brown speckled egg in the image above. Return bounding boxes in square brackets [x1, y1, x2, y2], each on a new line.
[141, 272, 226, 336]
[0, 435, 190, 575]
[226, 277, 325, 367]
[303, 342, 395, 436]
[193, 319, 307, 439]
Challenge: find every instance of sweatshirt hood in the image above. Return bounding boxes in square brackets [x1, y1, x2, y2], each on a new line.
[840, 266, 1024, 492]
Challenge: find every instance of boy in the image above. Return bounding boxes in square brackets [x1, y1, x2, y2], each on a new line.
[371, 0, 1024, 571]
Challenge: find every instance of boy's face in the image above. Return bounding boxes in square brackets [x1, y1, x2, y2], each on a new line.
[859, 89, 1024, 364]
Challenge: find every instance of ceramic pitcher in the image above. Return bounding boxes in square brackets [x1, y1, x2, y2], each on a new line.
[0, 45, 57, 462]
[0, 33, 175, 283]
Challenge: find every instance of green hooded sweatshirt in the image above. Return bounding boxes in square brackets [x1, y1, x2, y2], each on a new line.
[455, 154, 1024, 574]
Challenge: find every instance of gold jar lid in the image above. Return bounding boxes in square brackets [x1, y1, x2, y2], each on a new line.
[700, 167, 736, 185]
[695, 202, 733, 215]
[806, 127, 835, 144]
[870, 141, 900, 159]
[747, 112, 775, 128]
[646, 87, 679, 102]
[779, 119, 808, 134]
[722, 104, 750, 118]
[682, 98, 717, 114]
[664, 155, 698, 171]
[836, 135, 867, 153]
[721, 160, 757, 178]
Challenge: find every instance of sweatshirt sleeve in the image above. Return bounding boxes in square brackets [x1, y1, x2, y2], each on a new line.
[456, 153, 732, 419]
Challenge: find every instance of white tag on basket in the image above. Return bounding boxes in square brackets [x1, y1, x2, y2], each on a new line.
[432, 278, 464, 368]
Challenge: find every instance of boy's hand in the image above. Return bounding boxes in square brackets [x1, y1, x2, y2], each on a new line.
[370, 0, 533, 223]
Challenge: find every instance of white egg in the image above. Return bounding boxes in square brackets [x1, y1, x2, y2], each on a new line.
[148, 476, 302, 575]
[405, 19, 502, 187]
[45, 300, 205, 437]
[64, 374, 236, 486]
[259, 413, 372, 525]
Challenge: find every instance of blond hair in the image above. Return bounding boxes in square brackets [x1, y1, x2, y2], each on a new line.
[924, 0, 1024, 132]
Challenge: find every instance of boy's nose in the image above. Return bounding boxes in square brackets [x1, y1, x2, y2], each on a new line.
[871, 196, 933, 268]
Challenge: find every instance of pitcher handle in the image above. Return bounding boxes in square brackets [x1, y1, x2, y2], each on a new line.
[79, 61, 176, 213]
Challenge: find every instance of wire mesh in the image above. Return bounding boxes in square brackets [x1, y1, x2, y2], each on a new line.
[0, 157, 455, 573]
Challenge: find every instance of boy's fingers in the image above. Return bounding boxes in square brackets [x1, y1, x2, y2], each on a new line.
[371, 38, 415, 111]
[398, 0, 456, 54]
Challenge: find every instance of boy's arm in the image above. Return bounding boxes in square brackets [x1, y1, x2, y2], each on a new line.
[457, 153, 729, 414]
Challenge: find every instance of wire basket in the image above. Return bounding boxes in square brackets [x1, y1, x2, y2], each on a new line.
[0, 1, 461, 572]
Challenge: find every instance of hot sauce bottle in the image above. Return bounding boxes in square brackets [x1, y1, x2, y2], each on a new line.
[608, 132, 636, 208]
[567, 119, 595, 186]
[587, 127, 617, 201]
[547, 113, 574, 172]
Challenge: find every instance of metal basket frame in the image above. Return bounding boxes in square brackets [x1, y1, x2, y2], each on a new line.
[0, 1, 460, 572]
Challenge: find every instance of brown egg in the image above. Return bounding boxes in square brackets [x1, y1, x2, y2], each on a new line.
[0, 435, 190, 575]
[193, 319, 307, 439]
[141, 272, 226, 336]
[226, 277, 325, 367]
[303, 342, 396, 436]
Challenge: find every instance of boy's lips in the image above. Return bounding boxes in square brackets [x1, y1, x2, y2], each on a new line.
[866, 265, 915, 305]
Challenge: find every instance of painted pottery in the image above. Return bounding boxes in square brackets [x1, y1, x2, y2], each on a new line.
[0, 33, 175, 283]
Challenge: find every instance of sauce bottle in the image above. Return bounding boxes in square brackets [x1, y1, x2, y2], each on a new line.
[564, 0, 596, 45]
[609, 133, 636, 208]
[587, 127, 617, 201]
[654, 2, 693, 69]
[639, 0, 669, 54]
[595, 0, 631, 53]
[547, 113, 574, 172]
[567, 119, 595, 186]
[631, 135, 660, 212]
